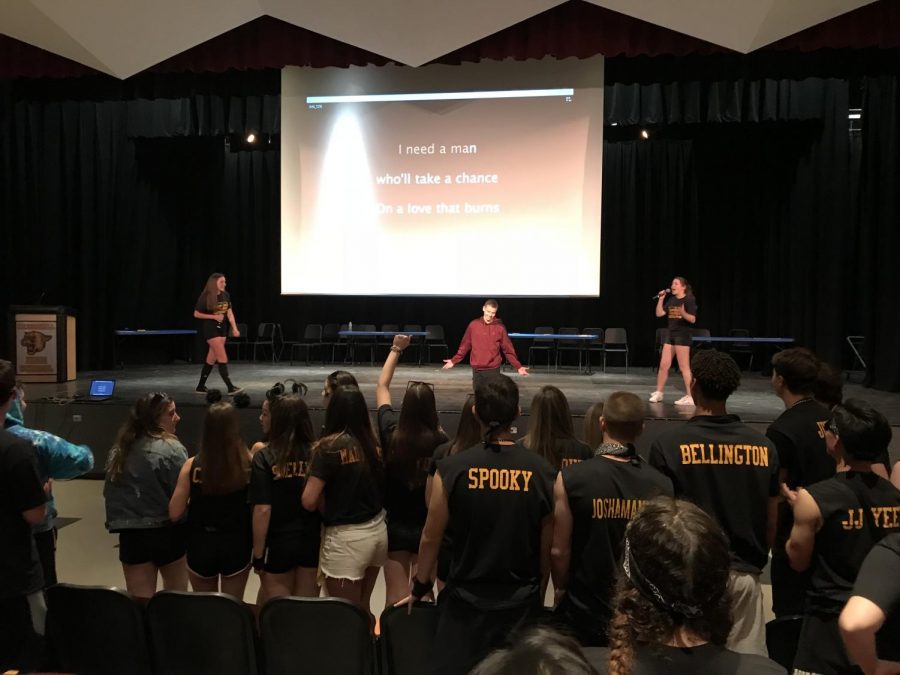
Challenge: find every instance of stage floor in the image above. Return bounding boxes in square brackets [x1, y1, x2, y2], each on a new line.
[22, 361, 889, 424]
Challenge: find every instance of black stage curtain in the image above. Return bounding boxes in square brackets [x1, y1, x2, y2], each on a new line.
[858, 75, 900, 390]
[0, 64, 887, 387]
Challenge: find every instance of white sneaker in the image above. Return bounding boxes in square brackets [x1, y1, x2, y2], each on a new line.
[649, 391, 664, 403]
[674, 395, 695, 406]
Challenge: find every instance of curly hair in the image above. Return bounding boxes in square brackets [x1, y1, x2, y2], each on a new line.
[607, 498, 733, 675]
[689, 349, 741, 402]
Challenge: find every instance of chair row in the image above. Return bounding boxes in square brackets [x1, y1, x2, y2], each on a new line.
[46, 583, 804, 675]
[46, 583, 438, 675]
[526, 327, 629, 373]
[286, 324, 450, 366]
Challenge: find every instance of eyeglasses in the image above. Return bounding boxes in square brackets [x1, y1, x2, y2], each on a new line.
[407, 381, 435, 391]
[826, 418, 840, 436]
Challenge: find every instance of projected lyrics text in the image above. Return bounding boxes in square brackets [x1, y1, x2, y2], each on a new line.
[377, 142, 500, 216]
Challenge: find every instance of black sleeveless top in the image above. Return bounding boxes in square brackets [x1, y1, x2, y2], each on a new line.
[805, 471, 900, 613]
[562, 454, 673, 632]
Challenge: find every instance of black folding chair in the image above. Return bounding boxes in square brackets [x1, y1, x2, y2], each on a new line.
[555, 326, 581, 370]
[46, 584, 152, 675]
[402, 323, 423, 364]
[727, 328, 755, 370]
[248, 322, 281, 363]
[288, 323, 323, 365]
[225, 322, 248, 361]
[380, 603, 440, 675]
[603, 327, 629, 373]
[425, 324, 449, 363]
[528, 326, 555, 371]
[583, 327, 604, 374]
[260, 597, 374, 675]
[147, 591, 258, 675]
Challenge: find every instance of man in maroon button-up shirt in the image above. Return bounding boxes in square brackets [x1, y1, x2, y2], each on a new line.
[442, 300, 529, 387]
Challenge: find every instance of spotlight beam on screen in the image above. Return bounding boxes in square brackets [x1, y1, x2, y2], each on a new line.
[281, 57, 604, 297]
[306, 89, 575, 105]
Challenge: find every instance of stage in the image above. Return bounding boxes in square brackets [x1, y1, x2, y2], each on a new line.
[18, 360, 899, 476]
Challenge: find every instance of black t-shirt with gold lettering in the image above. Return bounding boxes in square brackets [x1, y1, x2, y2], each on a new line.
[648, 415, 779, 573]
[378, 404, 446, 527]
[664, 294, 697, 333]
[195, 291, 231, 339]
[766, 399, 834, 544]
[248, 444, 321, 541]
[308, 433, 383, 526]
[804, 471, 900, 614]
[437, 442, 556, 608]
[560, 455, 674, 635]
[186, 458, 250, 535]
[852, 533, 900, 662]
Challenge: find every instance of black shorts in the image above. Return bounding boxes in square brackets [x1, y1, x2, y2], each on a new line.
[666, 331, 692, 347]
[387, 519, 422, 553]
[202, 320, 227, 340]
[262, 534, 320, 574]
[118, 525, 187, 567]
[187, 529, 252, 578]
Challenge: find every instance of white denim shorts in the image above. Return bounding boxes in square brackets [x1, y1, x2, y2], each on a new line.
[320, 510, 388, 581]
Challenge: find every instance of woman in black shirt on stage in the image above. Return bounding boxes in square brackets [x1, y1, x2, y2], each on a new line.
[248, 394, 321, 603]
[193, 273, 242, 394]
[169, 402, 252, 598]
[376, 334, 448, 606]
[650, 277, 697, 407]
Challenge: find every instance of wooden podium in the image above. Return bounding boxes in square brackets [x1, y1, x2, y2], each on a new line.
[9, 306, 76, 382]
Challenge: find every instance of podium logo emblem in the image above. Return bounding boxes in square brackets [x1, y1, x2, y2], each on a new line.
[21, 331, 53, 355]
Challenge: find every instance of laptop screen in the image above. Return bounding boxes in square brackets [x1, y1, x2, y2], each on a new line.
[89, 379, 115, 398]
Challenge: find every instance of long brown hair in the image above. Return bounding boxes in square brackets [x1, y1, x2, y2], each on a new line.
[582, 401, 604, 449]
[198, 402, 249, 495]
[523, 385, 578, 469]
[317, 385, 383, 485]
[388, 383, 448, 487]
[197, 273, 224, 312]
[449, 394, 481, 455]
[107, 392, 176, 481]
[607, 498, 732, 675]
[268, 394, 316, 475]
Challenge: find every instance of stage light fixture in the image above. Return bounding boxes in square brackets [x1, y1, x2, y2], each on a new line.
[246, 132, 257, 143]
[640, 129, 650, 139]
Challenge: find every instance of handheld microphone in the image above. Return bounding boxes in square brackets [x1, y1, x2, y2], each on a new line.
[651, 289, 671, 301]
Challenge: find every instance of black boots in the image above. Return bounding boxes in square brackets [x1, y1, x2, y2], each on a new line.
[218, 363, 243, 394]
[196, 362, 214, 393]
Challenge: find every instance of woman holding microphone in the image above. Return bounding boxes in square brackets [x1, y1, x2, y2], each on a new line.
[649, 277, 697, 406]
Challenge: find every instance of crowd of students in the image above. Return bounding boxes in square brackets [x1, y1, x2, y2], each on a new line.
[3, 341, 900, 673]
